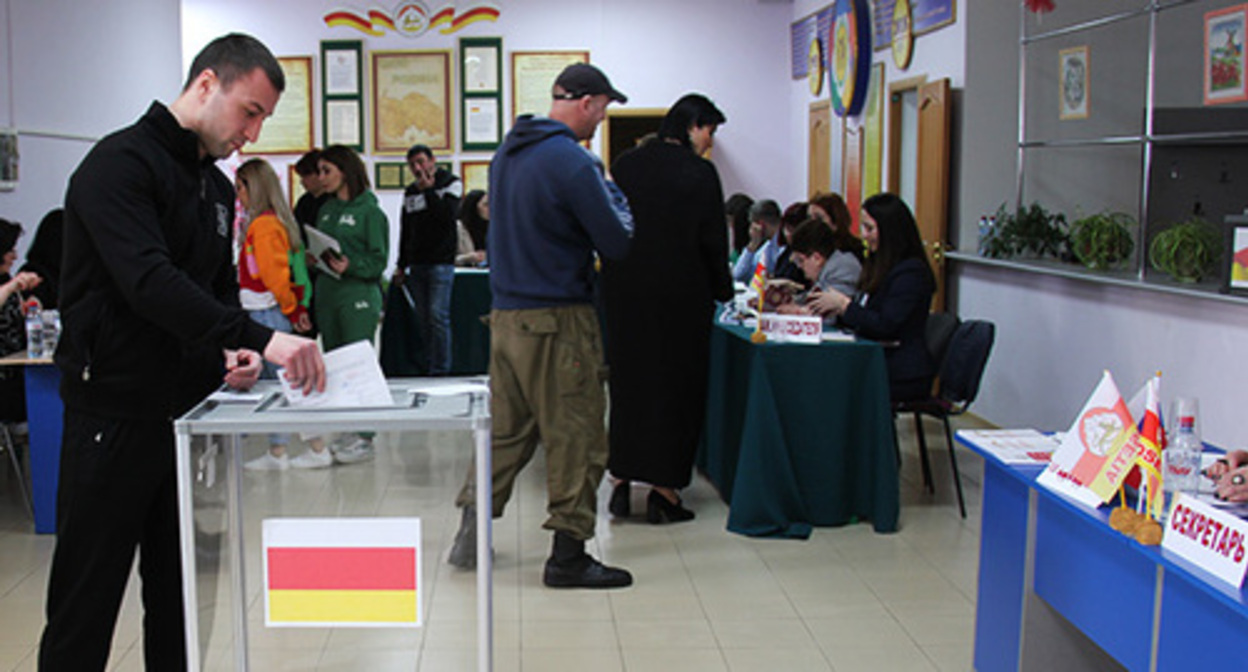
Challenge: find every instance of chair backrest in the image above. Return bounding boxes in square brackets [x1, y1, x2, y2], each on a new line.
[938, 320, 995, 409]
[925, 312, 960, 366]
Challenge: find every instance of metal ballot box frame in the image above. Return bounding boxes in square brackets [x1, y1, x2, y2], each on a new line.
[173, 378, 493, 672]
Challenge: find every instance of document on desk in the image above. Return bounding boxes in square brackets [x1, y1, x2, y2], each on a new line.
[278, 341, 392, 409]
[956, 429, 1057, 464]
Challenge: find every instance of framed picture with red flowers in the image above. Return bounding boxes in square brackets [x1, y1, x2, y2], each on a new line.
[1204, 4, 1248, 106]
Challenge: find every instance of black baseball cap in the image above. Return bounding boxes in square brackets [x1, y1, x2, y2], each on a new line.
[552, 63, 627, 104]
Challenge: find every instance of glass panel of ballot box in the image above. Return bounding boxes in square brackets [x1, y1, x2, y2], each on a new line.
[174, 378, 494, 671]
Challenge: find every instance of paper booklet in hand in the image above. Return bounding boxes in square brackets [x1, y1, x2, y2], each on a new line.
[303, 225, 343, 279]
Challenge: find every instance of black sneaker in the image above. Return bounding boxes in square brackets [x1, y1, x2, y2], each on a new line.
[543, 555, 633, 589]
[447, 506, 477, 570]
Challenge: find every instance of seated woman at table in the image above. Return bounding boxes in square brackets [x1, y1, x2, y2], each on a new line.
[776, 218, 861, 325]
[806, 193, 935, 402]
[771, 201, 810, 288]
[455, 189, 488, 267]
[1, 218, 43, 423]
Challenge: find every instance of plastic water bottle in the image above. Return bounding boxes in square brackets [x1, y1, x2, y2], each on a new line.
[24, 303, 44, 359]
[1163, 398, 1202, 500]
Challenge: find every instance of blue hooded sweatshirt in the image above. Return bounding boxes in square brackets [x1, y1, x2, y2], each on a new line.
[487, 115, 633, 310]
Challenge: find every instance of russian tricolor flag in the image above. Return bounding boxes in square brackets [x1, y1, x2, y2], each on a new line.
[263, 518, 422, 627]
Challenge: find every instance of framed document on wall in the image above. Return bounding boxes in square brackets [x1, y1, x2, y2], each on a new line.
[511, 50, 589, 123]
[245, 56, 313, 155]
[375, 161, 415, 191]
[371, 50, 453, 155]
[321, 40, 363, 150]
[461, 37, 502, 151]
[461, 159, 491, 193]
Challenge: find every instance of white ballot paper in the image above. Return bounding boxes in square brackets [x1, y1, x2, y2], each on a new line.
[303, 225, 343, 279]
[278, 341, 392, 409]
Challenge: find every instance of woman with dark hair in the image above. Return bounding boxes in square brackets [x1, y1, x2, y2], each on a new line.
[294, 145, 389, 467]
[808, 191, 864, 261]
[724, 192, 753, 263]
[459, 189, 489, 250]
[602, 93, 733, 523]
[1, 218, 42, 422]
[808, 193, 935, 402]
[772, 201, 811, 287]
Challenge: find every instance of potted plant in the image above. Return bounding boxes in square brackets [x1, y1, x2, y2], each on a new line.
[1069, 211, 1136, 270]
[981, 202, 1070, 260]
[1148, 216, 1222, 283]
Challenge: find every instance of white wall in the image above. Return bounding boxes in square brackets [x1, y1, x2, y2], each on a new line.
[0, 0, 181, 249]
[181, 0, 796, 271]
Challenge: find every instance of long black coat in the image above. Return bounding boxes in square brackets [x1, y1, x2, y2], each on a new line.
[602, 141, 733, 488]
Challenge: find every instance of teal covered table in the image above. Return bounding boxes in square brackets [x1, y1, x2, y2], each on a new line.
[698, 323, 898, 538]
[451, 269, 491, 375]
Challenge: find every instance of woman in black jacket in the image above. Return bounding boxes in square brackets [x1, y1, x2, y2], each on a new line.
[808, 193, 935, 402]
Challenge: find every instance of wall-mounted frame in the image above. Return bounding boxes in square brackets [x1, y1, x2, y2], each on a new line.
[1204, 4, 1248, 106]
[0, 128, 16, 190]
[287, 164, 307, 208]
[461, 37, 502, 151]
[511, 50, 589, 123]
[245, 56, 314, 155]
[321, 40, 364, 150]
[872, 0, 955, 50]
[375, 161, 415, 191]
[371, 49, 453, 155]
[461, 159, 491, 194]
[1226, 215, 1248, 295]
[1059, 46, 1090, 120]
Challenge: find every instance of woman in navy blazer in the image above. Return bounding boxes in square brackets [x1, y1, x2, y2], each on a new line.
[808, 193, 935, 402]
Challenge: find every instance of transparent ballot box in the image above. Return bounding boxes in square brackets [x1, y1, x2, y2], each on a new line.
[174, 378, 494, 671]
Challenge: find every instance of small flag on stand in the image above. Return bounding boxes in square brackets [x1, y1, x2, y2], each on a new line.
[749, 261, 768, 343]
[1129, 373, 1166, 519]
[264, 518, 422, 627]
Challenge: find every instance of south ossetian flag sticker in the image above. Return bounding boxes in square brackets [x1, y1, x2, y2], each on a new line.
[263, 518, 421, 627]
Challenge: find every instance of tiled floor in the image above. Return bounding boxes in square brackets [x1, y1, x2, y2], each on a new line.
[0, 413, 990, 671]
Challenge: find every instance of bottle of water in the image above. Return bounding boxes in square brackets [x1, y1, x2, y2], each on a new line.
[24, 303, 44, 359]
[1163, 398, 1202, 500]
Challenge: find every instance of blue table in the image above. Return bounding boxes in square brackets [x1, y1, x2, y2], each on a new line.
[962, 433, 1248, 671]
[0, 352, 61, 534]
[697, 323, 898, 538]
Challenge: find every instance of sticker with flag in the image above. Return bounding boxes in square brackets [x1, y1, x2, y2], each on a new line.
[264, 518, 421, 628]
[1037, 371, 1145, 507]
[1126, 373, 1166, 519]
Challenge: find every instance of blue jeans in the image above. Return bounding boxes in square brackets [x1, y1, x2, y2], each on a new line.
[404, 264, 453, 375]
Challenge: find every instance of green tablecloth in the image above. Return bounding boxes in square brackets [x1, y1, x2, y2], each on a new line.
[450, 269, 491, 375]
[698, 322, 899, 538]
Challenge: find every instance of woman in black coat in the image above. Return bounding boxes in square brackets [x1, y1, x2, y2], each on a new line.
[808, 193, 935, 402]
[602, 94, 733, 523]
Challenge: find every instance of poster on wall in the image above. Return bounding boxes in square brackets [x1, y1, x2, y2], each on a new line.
[244, 56, 314, 155]
[790, 5, 835, 80]
[511, 51, 589, 122]
[872, 0, 955, 50]
[1204, 4, 1248, 106]
[1059, 46, 1090, 120]
[371, 50, 452, 154]
[1227, 216, 1248, 294]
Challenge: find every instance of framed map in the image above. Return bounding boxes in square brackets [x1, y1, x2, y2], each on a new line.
[244, 56, 313, 155]
[371, 49, 452, 155]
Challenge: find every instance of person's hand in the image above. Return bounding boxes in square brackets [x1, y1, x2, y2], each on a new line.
[1205, 450, 1248, 480]
[393, 267, 406, 285]
[289, 306, 313, 334]
[415, 163, 436, 190]
[3, 271, 41, 294]
[223, 348, 262, 391]
[1216, 464, 1248, 502]
[263, 332, 325, 395]
[327, 253, 350, 275]
[805, 288, 851, 316]
[776, 303, 810, 316]
[746, 221, 765, 251]
[469, 250, 486, 265]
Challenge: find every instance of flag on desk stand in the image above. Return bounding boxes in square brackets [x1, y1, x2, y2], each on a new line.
[1126, 373, 1166, 519]
[749, 261, 767, 343]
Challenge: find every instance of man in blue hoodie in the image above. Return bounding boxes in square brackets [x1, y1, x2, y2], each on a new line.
[449, 63, 635, 588]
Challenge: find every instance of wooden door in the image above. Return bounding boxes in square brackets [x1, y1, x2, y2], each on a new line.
[914, 78, 951, 311]
[808, 100, 831, 198]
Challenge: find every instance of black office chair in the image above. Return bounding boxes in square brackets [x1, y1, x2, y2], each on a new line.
[894, 319, 995, 518]
[904, 312, 960, 493]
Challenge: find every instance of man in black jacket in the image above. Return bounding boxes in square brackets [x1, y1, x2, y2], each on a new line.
[38, 33, 324, 671]
[393, 144, 461, 375]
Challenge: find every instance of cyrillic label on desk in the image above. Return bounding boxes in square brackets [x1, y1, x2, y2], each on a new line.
[758, 314, 822, 344]
[1163, 494, 1248, 587]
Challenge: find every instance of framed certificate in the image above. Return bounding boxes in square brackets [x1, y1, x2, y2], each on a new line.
[325, 99, 362, 148]
[374, 161, 414, 191]
[323, 41, 361, 96]
[461, 37, 501, 94]
[321, 40, 364, 150]
[461, 37, 503, 151]
[511, 50, 589, 123]
[371, 49, 453, 154]
[461, 159, 490, 194]
[244, 56, 313, 155]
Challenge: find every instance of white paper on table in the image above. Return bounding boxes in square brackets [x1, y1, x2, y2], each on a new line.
[303, 225, 342, 279]
[956, 429, 1058, 464]
[278, 341, 392, 409]
[208, 387, 267, 403]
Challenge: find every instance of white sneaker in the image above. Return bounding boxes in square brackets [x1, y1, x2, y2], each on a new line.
[290, 450, 333, 469]
[333, 438, 375, 464]
[244, 452, 290, 471]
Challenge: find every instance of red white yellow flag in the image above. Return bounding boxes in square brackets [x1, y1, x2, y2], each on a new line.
[263, 518, 422, 627]
[749, 261, 767, 304]
[1127, 373, 1166, 519]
